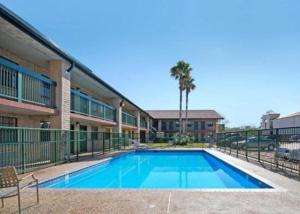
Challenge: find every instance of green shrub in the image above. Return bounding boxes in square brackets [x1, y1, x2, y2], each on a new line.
[153, 137, 169, 143]
[173, 134, 194, 145]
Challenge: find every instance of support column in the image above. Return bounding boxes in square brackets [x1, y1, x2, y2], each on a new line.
[134, 111, 140, 142]
[146, 116, 150, 142]
[49, 60, 70, 129]
[157, 119, 162, 138]
[74, 123, 80, 154]
[112, 98, 122, 134]
[158, 120, 162, 132]
[87, 126, 92, 152]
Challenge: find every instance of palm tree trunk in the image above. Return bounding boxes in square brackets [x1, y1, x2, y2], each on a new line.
[179, 88, 182, 135]
[185, 90, 189, 134]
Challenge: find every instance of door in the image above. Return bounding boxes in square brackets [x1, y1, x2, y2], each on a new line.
[79, 125, 87, 152]
[140, 131, 146, 143]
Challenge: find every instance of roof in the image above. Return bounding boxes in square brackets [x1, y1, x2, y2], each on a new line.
[277, 112, 300, 119]
[147, 110, 223, 119]
[0, 4, 151, 118]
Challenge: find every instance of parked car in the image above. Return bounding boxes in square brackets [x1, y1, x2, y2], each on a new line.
[275, 147, 300, 161]
[232, 136, 275, 151]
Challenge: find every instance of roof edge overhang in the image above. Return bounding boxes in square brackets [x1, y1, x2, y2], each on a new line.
[0, 4, 152, 118]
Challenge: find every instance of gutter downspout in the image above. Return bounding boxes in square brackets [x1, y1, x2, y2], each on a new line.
[67, 61, 75, 72]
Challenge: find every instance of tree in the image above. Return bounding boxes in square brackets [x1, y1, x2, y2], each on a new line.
[183, 75, 196, 133]
[170, 61, 192, 134]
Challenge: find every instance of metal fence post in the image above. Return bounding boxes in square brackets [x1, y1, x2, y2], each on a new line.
[92, 138, 94, 157]
[123, 134, 126, 150]
[275, 128, 279, 150]
[275, 128, 279, 168]
[54, 130, 57, 165]
[21, 128, 25, 174]
[236, 134, 239, 158]
[224, 134, 227, 152]
[229, 136, 232, 155]
[76, 131, 79, 161]
[245, 131, 248, 160]
[258, 130, 261, 162]
[67, 131, 70, 162]
[102, 133, 105, 154]
[109, 133, 111, 152]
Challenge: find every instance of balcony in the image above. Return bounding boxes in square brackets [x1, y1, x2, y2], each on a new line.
[122, 112, 137, 127]
[140, 117, 147, 129]
[71, 89, 115, 122]
[0, 57, 56, 108]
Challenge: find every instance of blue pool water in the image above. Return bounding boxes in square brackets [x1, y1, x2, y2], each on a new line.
[40, 151, 271, 189]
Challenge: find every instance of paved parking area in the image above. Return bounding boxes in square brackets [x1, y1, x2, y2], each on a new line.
[1, 149, 300, 214]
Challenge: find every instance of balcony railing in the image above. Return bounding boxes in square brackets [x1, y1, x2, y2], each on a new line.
[140, 118, 147, 129]
[122, 112, 137, 127]
[0, 57, 56, 107]
[71, 89, 116, 121]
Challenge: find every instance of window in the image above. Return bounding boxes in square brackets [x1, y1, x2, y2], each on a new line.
[91, 127, 98, 140]
[40, 121, 51, 142]
[201, 121, 205, 130]
[162, 121, 167, 131]
[194, 121, 199, 130]
[169, 121, 174, 131]
[80, 96, 89, 114]
[0, 116, 17, 127]
[207, 121, 213, 128]
[0, 116, 17, 143]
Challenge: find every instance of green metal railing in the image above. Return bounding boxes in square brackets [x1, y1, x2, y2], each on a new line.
[122, 111, 137, 126]
[0, 126, 137, 173]
[71, 89, 116, 121]
[216, 127, 300, 179]
[0, 57, 56, 107]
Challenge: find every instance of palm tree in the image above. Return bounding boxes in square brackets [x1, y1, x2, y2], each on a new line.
[170, 61, 192, 135]
[183, 75, 196, 134]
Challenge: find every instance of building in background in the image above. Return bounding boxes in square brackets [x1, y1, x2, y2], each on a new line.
[260, 111, 300, 130]
[147, 110, 224, 141]
[273, 112, 300, 129]
[260, 111, 280, 129]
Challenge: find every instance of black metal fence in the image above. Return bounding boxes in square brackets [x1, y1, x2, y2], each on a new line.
[216, 127, 300, 178]
[0, 126, 139, 173]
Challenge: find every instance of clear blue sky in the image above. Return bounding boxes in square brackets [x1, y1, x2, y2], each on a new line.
[1, 0, 299, 127]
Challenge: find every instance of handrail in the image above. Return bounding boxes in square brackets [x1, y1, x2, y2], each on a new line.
[0, 57, 56, 107]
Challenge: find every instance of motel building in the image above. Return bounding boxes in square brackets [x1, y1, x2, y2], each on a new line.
[0, 5, 223, 153]
[147, 110, 224, 141]
[0, 5, 151, 154]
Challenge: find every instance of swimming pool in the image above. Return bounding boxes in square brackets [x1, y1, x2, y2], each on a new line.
[40, 150, 271, 189]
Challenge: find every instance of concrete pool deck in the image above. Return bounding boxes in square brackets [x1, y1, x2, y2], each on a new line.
[1, 149, 300, 214]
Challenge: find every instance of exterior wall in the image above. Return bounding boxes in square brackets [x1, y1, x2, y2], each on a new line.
[0, 48, 49, 77]
[154, 118, 219, 139]
[0, 111, 50, 127]
[49, 60, 70, 129]
[273, 116, 300, 129]
[260, 113, 280, 129]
